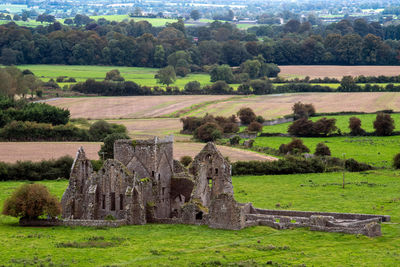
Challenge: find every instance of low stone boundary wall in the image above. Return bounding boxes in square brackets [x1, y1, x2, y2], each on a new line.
[19, 218, 126, 227]
[262, 117, 294, 126]
[253, 208, 390, 222]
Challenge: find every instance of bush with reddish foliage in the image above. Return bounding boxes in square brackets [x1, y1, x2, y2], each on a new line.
[237, 107, 256, 125]
[279, 138, 310, 155]
[314, 142, 331, 156]
[349, 117, 365, 136]
[373, 113, 395, 136]
[247, 121, 263, 132]
[194, 122, 223, 142]
[2, 184, 61, 219]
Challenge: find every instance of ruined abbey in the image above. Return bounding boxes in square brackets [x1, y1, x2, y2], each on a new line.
[60, 136, 390, 237]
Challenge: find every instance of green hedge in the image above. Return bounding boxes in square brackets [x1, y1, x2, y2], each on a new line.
[232, 156, 372, 176]
[0, 156, 74, 181]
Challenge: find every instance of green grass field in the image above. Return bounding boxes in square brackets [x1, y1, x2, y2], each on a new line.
[253, 135, 400, 167]
[16, 65, 213, 89]
[0, 170, 399, 266]
[262, 113, 400, 134]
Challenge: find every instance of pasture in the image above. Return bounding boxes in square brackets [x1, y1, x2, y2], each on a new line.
[16, 65, 212, 88]
[253, 136, 400, 168]
[0, 171, 399, 266]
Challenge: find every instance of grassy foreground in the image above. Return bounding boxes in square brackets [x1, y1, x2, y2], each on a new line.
[0, 171, 399, 266]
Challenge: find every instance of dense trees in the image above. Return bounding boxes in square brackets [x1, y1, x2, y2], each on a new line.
[1, 17, 399, 68]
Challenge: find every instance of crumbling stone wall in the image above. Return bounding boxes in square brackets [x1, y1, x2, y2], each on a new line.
[60, 138, 390, 237]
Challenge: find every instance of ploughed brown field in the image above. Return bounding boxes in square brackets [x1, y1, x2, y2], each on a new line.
[48, 95, 234, 119]
[279, 65, 400, 79]
[0, 142, 275, 163]
[51, 93, 400, 121]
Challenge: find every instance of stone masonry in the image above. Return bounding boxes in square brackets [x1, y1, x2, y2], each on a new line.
[61, 136, 390, 237]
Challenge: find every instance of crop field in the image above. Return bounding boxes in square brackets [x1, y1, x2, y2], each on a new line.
[279, 65, 400, 79]
[49, 93, 400, 121]
[15, 65, 212, 88]
[262, 113, 400, 134]
[0, 142, 274, 163]
[253, 136, 400, 168]
[48, 95, 235, 119]
[181, 92, 400, 119]
[0, 171, 399, 266]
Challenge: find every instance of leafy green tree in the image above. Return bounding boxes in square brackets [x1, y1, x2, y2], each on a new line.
[155, 66, 176, 86]
[105, 69, 125, 81]
[190, 10, 201, 21]
[154, 45, 166, 67]
[210, 65, 234, 83]
[240, 60, 261, 79]
[98, 132, 130, 160]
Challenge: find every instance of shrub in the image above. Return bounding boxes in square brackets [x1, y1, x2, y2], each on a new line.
[194, 122, 223, 142]
[255, 115, 265, 124]
[209, 81, 232, 94]
[184, 81, 201, 93]
[2, 184, 61, 219]
[288, 118, 314, 136]
[292, 102, 315, 119]
[314, 143, 331, 156]
[222, 122, 239, 133]
[349, 117, 365, 136]
[312, 118, 337, 136]
[279, 138, 310, 155]
[288, 117, 337, 137]
[98, 132, 130, 160]
[393, 153, 400, 169]
[373, 113, 395, 136]
[345, 158, 373, 172]
[180, 156, 193, 167]
[237, 107, 256, 125]
[89, 120, 127, 141]
[230, 135, 241, 145]
[247, 121, 263, 132]
[105, 69, 124, 81]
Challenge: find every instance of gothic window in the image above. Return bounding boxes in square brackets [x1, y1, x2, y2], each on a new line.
[111, 192, 115, 211]
[120, 194, 123, 210]
[102, 195, 105, 209]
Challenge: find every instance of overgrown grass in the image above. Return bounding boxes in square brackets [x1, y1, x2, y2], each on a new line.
[0, 172, 399, 266]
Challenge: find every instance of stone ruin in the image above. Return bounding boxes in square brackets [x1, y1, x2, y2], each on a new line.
[60, 136, 390, 237]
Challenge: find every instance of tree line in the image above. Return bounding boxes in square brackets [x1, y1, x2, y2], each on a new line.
[1, 17, 400, 67]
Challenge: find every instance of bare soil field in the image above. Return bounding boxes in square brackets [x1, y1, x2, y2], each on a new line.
[279, 65, 400, 79]
[52, 93, 400, 124]
[0, 142, 275, 163]
[186, 92, 400, 119]
[48, 95, 233, 119]
[107, 118, 188, 140]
